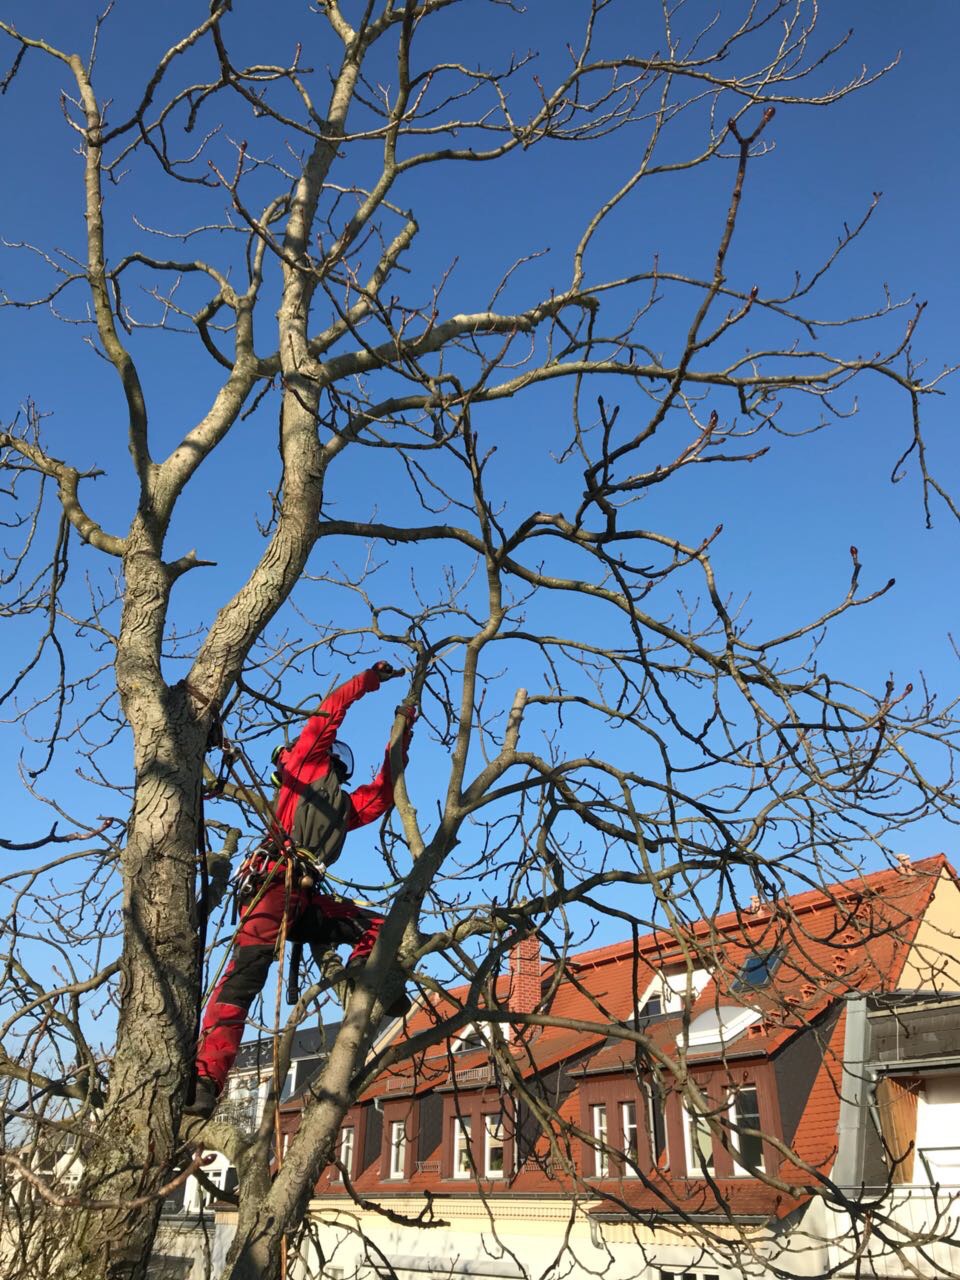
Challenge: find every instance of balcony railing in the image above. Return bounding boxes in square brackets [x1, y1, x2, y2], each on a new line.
[825, 1185, 960, 1279]
[216, 1098, 257, 1133]
[453, 1063, 494, 1086]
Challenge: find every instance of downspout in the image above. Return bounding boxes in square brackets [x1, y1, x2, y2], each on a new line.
[833, 994, 874, 1187]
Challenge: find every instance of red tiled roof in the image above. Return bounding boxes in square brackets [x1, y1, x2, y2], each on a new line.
[362, 856, 948, 1097]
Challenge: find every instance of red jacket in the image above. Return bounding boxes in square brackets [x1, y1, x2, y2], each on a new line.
[273, 669, 405, 864]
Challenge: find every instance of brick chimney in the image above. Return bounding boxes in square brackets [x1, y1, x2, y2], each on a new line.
[508, 935, 542, 1016]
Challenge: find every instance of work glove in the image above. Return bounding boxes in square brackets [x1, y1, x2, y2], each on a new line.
[395, 702, 418, 725]
[372, 660, 405, 682]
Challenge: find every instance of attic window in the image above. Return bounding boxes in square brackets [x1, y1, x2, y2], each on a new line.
[639, 968, 711, 1018]
[732, 947, 783, 991]
[451, 1021, 510, 1054]
[453, 1027, 486, 1055]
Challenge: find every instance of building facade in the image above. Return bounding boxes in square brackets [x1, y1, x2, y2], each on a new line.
[271, 855, 960, 1280]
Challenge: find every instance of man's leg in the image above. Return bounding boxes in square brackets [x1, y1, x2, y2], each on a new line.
[305, 893, 383, 965]
[305, 894, 410, 1017]
[190, 873, 303, 1112]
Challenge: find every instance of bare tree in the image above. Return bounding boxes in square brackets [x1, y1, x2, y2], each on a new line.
[0, 3, 955, 1279]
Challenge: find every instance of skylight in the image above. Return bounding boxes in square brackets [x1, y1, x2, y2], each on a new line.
[732, 947, 783, 991]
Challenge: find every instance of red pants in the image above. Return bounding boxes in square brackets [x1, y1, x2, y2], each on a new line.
[195, 872, 383, 1092]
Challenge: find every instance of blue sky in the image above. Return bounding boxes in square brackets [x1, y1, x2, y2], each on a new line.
[0, 1, 958, 971]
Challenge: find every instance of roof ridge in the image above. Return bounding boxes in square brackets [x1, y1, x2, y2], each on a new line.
[410, 856, 951, 1008]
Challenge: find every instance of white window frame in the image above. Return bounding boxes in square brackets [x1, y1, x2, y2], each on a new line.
[679, 1005, 761, 1050]
[591, 1103, 609, 1178]
[729, 1085, 764, 1175]
[185, 1159, 227, 1213]
[334, 1125, 355, 1181]
[483, 1114, 506, 1179]
[452, 1115, 473, 1179]
[621, 1100, 639, 1177]
[280, 1062, 297, 1103]
[451, 1023, 487, 1055]
[388, 1120, 407, 1180]
[659, 1271, 719, 1280]
[683, 1100, 715, 1178]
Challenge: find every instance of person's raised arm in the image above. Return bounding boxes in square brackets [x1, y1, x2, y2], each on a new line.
[345, 703, 416, 831]
[286, 662, 404, 769]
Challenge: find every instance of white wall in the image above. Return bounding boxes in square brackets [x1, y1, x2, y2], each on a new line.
[915, 1072, 960, 1185]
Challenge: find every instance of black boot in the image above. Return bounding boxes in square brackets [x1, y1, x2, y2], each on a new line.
[183, 1075, 220, 1119]
[383, 989, 412, 1019]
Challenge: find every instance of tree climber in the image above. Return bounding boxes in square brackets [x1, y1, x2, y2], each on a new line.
[186, 662, 416, 1120]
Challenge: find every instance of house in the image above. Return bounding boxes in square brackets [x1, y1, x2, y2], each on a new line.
[275, 854, 960, 1280]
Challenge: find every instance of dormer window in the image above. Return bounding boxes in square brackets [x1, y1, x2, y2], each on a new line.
[683, 1099, 716, 1178]
[729, 1085, 764, 1174]
[453, 1117, 473, 1178]
[450, 1021, 509, 1054]
[639, 968, 710, 1018]
[452, 1026, 487, 1054]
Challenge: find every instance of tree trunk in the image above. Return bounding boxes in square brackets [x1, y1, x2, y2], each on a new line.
[56, 682, 206, 1279]
[222, 999, 380, 1280]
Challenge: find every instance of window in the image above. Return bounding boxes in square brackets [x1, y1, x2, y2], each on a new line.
[591, 1104, 609, 1177]
[388, 1120, 407, 1180]
[646, 1083, 669, 1169]
[683, 1101, 715, 1177]
[639, 968, 711, 1018]
[621, 1101, 639, 1176]
[453, 1116, 472, 1178]
[659, 1272, 719, 1280]
[484, 1114, 506, 1178]
[732, 947, 783, 991]
[280, 1063, 297, 1102]
[452, 1023, 487, 1054]
[729, 1086, 764, 1174]
[185, 1161, 228, 1213]
[334, 1126, 355, 1181]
